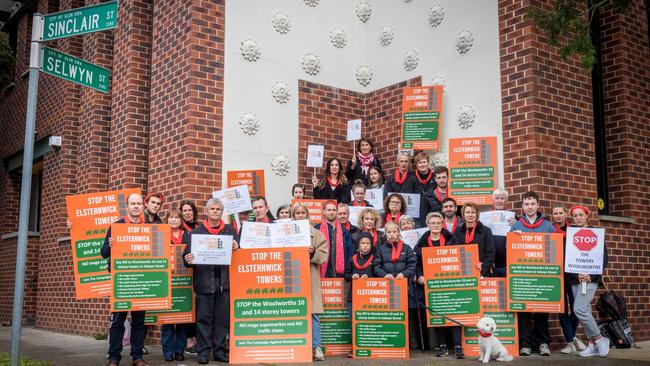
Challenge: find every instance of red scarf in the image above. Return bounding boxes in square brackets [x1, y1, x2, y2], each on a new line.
[352, 253, 374, 270]
[477, 330, 492, 338]
[465, 224, 477, 244]
[447, 216, 459, 233]
[394, 169, 408, 185]
[357, 152, 375, 175]
[327, 176, 340, 188]
[343, 222, 351, 231]
[554, 220, 569, 238]
[519, 216, 543, 229]
[181, 221, 194, 232]
[203, 219, 225, 235]
[427, 232, 445, 247]
[320, 220, 345, 277]
[389, 240, 404, 263]
[352, 200, 367, 207]
[385, 212, 401, 224]
[124, 215, 143, 224]
[256, 217, 270, 223]
[434, 186, 448, 202]
[171, 229, 183, 244]
[363, 229, 379, 247]
[415, 169, 433, 185]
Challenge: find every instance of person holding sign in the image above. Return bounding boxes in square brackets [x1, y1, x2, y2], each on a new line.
[312, 158, 352, 204]
[251, 196, 275, 223]
[337, 203, 359, 235]
[385, 152, 418, 194]
[180, 200, 200, 232]
[292, 203, 330, 361]
[346, 138, 382, 185]
[413, 152, 436, 225]
[414, 212, 459, 357]
[566, 206, 610, 358]
[315, 201, 355, 278]
[383, 193, 407, 226]
[429, 166, 450, 213]
[551, 204, 587, 355]
[143, 192, 164, 224]
[488, 188, 517, 277]
[509, 191, 556, 357]
[451, 203, 495, 278]
[350, 182, 373, 207]
[182, 198, 239, 364]
[353, 208, 386, 252]
[101, 193, 149, 366]
[160, 209, 190, 362]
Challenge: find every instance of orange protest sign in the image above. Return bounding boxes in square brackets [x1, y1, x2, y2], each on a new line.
[351, 278, 409, 359]
[448, 136, 498, 205]
[462, 278, 519, 357]
[506, 232, 564, 313]
[400, 86, 443, 150]
[146, 242, 195, 325]
[422, 244, 481, 327]
[110, 224, 172, 312]
[321, 278, 351, 356]
[227, 170, 265, 197]
[229, 247, 312, 364]
[291, 199, 327, 224]
[65, 188, 140, 299]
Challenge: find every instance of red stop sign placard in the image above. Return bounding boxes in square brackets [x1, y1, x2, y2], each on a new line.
[573, 229, 597, 251]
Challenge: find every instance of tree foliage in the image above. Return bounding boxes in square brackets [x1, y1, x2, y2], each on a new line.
[527, 0, 633, 70]
[0, 34, 15, 90]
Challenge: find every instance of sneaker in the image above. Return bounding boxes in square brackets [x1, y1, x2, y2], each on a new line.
[142, 346, 149, 355]
[579, 342, 599, 357]
[455, 346, 465, 359]
[436, 344, 448, 357]
[573, 337, 587, 352]
[313, 347, 325, 361]
[346, 352, 353, 358]
[185, 344, 197, 354]
[520, 347, 532, 356]
[539, 343, 551, 356]
[595, 337, 610, 357]
[561, 342, 576, 354]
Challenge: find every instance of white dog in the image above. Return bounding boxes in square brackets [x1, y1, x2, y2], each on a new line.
[477, 317, 513, 363]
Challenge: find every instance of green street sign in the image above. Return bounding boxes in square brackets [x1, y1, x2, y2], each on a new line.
[42, 1, 118, 41]
[40, 47, 110, 93]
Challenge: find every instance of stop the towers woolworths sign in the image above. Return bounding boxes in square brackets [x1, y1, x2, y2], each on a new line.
[564, 227, 606, 275]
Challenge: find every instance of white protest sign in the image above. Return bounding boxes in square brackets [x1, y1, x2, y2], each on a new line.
[347, 119, 362, 141]
[212, 185, 252, 214]
[391, 192, 421, 218]
[401, 228, 429, 249]
[307, 145, 325, 168]
[480, 210, 516, 237]
[565, 227, 605, 275]
[191, 234, 233, 265]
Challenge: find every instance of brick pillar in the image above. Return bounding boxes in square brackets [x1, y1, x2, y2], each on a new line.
[148, 0, 225, 209]
[109, 0, 153, 190]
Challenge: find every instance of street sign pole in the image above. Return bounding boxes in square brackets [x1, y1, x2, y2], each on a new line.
[11, 13, 43, 366]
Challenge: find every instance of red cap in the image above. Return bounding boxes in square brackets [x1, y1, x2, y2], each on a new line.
[323, 200, 339, 209]
[569, 205, 589, 216]
[144, 192, 165, 204]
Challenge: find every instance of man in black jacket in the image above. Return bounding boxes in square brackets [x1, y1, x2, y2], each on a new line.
[385, 152, 418, 194]
[183, 198, 239, 364]
[143, 193, 164, 224]
[101, 193, 149, 366]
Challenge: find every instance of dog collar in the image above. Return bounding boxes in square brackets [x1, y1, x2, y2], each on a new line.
[477, 329, 493, 338]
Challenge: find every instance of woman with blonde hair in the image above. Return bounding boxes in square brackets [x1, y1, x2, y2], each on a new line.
[352, 208, 386, 252]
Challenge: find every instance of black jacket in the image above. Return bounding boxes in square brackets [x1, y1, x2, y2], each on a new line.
[352, 230, 387, 253]
[385, 171, 418, 194]
[101, 217, 127, 272]
[182, 222, 238, 294]
[413, 229, 455, 278]
[344, 252, 375, 302]
[372, 241, 417, 279]
[452, 221, 496, 277]
[345, 157, 382, 186]
[313, 183, 352, 204]
[413, 169, 437, 222]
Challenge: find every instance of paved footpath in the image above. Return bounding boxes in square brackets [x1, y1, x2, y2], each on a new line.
[1, 327, 650, 365]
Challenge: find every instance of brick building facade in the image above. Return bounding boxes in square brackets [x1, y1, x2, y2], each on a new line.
[1, 0, 648, 346]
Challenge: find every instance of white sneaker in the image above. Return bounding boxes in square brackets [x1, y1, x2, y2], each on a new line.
[596, 337, 610, 357]
[560, 342, 576, 354]
[539, 343, 551, 356]
[573, 337, 587, 352]
[579, 342, 599, 357]
[313, 347, 325, 361]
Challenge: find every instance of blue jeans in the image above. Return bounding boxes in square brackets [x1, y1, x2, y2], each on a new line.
[312, 314, 321, 347]
[558, 281, 579, 342]
[161, 324, 189, 357]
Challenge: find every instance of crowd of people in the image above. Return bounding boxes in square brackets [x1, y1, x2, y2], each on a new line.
[96, 138, 609, 366]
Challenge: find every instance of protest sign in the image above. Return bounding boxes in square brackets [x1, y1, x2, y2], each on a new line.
[321, 278, 352, 356]
[347, 119, 362, 141]
[307, 145, 325, 168]
[400, 86, 443, 150]
[212, 185, 252, 214]
[291, 199, 327, 224]
[191, 234, 233, 265]
[400, 228, 429, 249]
[565, 227, 605, 275]
[394, 192, 420, 218]
[110, 224, 172, 312]
[66, 188, 140, 299]
[422, 244, 481, 327]
[507, 232, 564, 313]
[227, 170, 265, 197]
[480, 210, 515, 237]
[352, 278, 409, 359]
[449, 136, 498, 205]
[240, 220, 311, 248]
[229, 247, 312, 364]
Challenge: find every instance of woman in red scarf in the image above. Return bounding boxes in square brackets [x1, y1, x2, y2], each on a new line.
[351, 182, 373, 207]
[352, 208, 386, 252]
[312, 158, 351, 203]
[414, 152, 437, 227]
[382, 193, 406, 227]
[346, 138, 382, 185]
[451, 202, 495, 278]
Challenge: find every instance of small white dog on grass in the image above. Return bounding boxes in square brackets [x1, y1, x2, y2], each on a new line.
[477, 317, 514, 363]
